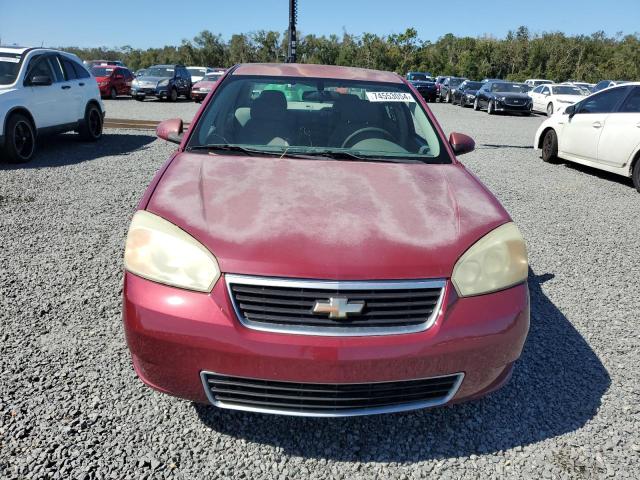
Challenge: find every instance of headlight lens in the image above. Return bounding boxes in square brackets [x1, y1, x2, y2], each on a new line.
[452, 222, 528, 297]
[158, 79, 170, 87]
[466, 93, 475, 99]
[124, 211, 221, 292]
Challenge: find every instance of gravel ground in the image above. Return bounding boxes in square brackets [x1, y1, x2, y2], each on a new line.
[1, 102, 639, 479]
[104, 97, 199, 123]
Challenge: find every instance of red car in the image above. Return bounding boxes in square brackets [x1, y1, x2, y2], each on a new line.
[191, 70, 226, 102]
[90, 65, 133, 99]
[123, 63, 530, 417]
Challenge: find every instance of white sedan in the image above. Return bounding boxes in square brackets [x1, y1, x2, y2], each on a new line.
[529, 84, 584, 116]
[534, 83, 640, 192]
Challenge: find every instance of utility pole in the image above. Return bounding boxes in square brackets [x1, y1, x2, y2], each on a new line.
[287, 0, 297, 63]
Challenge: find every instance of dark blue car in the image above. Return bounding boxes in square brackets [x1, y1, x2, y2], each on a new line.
[406, 72, 437, 102]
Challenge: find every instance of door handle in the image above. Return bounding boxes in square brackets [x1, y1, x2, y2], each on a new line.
[636, 122, 640, 128]
[61, 85, 71, 90]
[592, 121, 602, 128]
[79, 82, 85, 86]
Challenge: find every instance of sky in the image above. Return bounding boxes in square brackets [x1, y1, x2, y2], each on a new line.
[0, 0, 638, 49]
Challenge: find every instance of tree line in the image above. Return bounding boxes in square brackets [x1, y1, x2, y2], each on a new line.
[64, 26, 639, 83]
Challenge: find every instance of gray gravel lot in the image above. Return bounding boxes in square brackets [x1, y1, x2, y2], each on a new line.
[1, 102, 639, 479]
[105, 97, 199, 122]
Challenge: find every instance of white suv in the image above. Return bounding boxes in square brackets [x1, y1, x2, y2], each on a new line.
[0, 47, 105, 163]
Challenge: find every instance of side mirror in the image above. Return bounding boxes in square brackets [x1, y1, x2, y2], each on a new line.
[449, 132, 475, 156]
[157, 118, 184, 144]
[565, 105, 576, 118]
[29, 75, 52, 86]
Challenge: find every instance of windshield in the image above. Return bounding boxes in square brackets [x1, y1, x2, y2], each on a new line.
[188, 68, 206, 76]
[552, 86, 582, 96]
[410, 73, 429, 81]
[204, 73, 223, 82]
[90, 66, 114, 77]
[462, 81, 482, 90]
[449, 78, 464, 87]
[0, 52, 22, 85]
[145, 67, 174, 77]
[187, 75, 449, 163]
[492, 83, 529, 93]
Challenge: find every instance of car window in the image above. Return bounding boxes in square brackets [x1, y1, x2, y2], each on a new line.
[26, 55, 55, 82]
[71, 60, 90, 79]
[188, 75, 450, 163]
[48, 56, 65, 82]
[61, 58, 78, 80]
[578, 88, 628, 114]
[618, 88, 640, 113]
[532, 85, 543, 93]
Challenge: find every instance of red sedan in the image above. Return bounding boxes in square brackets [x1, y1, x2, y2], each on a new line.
[123, 63, 529, 417]
[90, 65, 133, 99]
[191, 70, 225, 102]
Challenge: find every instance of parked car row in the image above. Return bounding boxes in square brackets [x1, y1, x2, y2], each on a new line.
[81, 59, 226, 102]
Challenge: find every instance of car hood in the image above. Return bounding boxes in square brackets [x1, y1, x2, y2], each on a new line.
[193, 80, 216, 89]
[411, 81, 435, 87]
[94, 76, 110, 82]
[146, 153, 510, 280]
[136, 76, 167, 84]
[494, 92, 530, 100]
[554, 94, 581, 103]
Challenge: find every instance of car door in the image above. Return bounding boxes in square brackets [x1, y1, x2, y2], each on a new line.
[529, 85, 543, 111]
[23, 54, 75, 128]
[477, 84, 489, 107]
[59, 56, 86, 121]
[539, 86, 551, 112]
[559, 87, 629, 162]
[596, 87, 640, 168]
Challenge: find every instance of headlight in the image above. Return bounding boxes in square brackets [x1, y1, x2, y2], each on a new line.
[158, 79, 170, 87]
[452, 222, 528, 297]
[466, 93, 475, 99]
[124, 211, 221, 292]
[496, 96, 506, 102]
[99, 80, 108, 87]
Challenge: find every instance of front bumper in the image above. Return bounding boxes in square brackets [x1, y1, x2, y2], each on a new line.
[123, 272, 529, 414]
[191, 89, 210, 101]
[494, 101, 532, 113]
[131, 86, 168, 99]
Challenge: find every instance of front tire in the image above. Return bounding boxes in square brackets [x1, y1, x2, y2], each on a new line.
[473, 98, 480, 110]
[2, 113, 36, 163]
[487, 100, 495, 115]
[632, 158, 640, 193]
[110, 87, 117, 100]
[169, 88, 178, 102]
[78, 104, 103, 142]
[546, 103, 554, 116]
[542, 129, 559, 163]
[445, 92, 451, 103]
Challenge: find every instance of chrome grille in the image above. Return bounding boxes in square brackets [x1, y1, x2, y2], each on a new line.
[226, 275, 445, 336]
[201, 371, 464, 417]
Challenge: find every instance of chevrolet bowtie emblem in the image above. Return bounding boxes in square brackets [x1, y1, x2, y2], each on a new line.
[312, 297, 365, 320]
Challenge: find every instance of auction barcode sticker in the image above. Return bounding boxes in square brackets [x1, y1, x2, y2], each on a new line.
[366, 92, 415, 102]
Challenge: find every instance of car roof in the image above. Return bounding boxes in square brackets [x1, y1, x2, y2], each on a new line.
[232, 63, 403, 84]
[0, 46, 62, 55]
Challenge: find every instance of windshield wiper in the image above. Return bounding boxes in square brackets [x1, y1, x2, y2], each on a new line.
[186, 144, 283, 156]
[297, 150, 415, 163]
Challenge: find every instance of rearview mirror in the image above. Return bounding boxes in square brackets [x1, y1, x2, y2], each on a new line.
[156, 118, 184, 144]
[29, 75, 52, 86]
[449, 132, 475, 156]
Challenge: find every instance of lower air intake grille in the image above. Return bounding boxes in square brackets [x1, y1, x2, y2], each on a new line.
[201, 372, 464, 417]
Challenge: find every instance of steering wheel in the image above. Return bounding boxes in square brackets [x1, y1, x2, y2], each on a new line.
[341, 127, 395, 149]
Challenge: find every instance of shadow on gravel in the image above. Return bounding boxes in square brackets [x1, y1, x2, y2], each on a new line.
[0, 132, 155, 170]
[478, 143, 534, 150]
[561, 161, 635, 190]
[195, 269, 609, 462]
